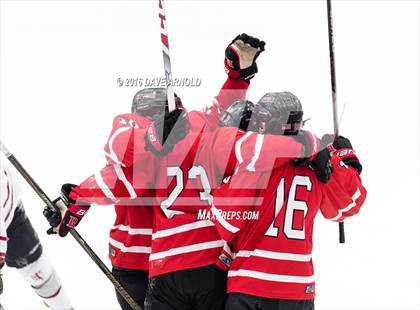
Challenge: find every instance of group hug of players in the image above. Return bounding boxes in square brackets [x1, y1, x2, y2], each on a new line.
[1, 33, 367, 310]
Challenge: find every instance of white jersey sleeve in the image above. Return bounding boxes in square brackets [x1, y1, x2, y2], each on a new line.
[1, 156, 22, 262]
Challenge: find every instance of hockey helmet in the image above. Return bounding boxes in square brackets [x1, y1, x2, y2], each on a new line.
[131, 88, 183, 120]
[218, 99, 256, 131]
[255, 91, 303, 135]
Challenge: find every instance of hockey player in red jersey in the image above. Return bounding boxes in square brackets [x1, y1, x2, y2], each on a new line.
[104, 35, 265, 309]
[44, 99, 308, 310]
[95, 88, 190, 309]
[208, 92, 367, 310]
[142, 99, 312, 310]
[44, 34, 267, 310]
[101, 35, 265, 292]
[43, 89, 324, 310]
[102, 33, 265, 168]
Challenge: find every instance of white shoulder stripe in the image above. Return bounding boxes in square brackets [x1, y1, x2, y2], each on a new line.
[113, 164, 137, 199]
[246, 133, 264, 172]
[94, 171, 117, 202]
[235, 131, 253, 164]
[228, 269, 315, 284]
[108, 126, 132, 167]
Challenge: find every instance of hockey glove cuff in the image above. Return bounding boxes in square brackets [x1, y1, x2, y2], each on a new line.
[322, 135, 363, 174]
[43, 184, 90, 237]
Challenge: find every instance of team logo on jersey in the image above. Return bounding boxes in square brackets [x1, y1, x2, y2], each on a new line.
[109, 247, 116, 257]
[305, 285, 315, 294]
[218, 253, 232, 268]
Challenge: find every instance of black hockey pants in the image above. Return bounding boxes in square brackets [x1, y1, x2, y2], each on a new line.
[112, 267, 149, 310]
[145, 264, 227, 310]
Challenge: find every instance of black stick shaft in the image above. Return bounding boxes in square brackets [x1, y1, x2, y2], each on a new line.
[326, 0, 345, 244]
[0, 141, 142, 310]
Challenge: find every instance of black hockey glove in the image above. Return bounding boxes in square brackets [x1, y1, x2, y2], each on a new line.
[43, 198, 62, 229]
[43, 184, 90, 237]
[321, 135, 363, 174]
[308, 148, 334, 183]
[145, 108, 189, 157]
[292, 130, 333, 183]
[225, 33, 265, 80]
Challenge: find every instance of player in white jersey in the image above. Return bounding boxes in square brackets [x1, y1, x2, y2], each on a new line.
[0, 156, 72, 309]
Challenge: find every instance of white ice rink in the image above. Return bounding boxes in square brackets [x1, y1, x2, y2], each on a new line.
[0, 1, 419, 309]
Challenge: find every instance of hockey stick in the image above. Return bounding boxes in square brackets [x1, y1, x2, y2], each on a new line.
[158, 0, 176, 111]
[0, 141, 142, 310]
[326, 0, 345, 244]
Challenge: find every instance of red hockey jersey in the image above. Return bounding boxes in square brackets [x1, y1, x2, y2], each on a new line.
[148, 130, 303, 277]
[72, 128, 304, 278]
[74, 77, 250, 271]
[103, 113, 153, 270]
[210, 152, 367, 300]
[103, 78, 250, 168]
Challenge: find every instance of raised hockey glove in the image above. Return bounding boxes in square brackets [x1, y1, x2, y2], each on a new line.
[43, 183, 90, 237]
[225, 33, 265, 80]
[145, 108, 189, 157]
[321, 135, 363, 174]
